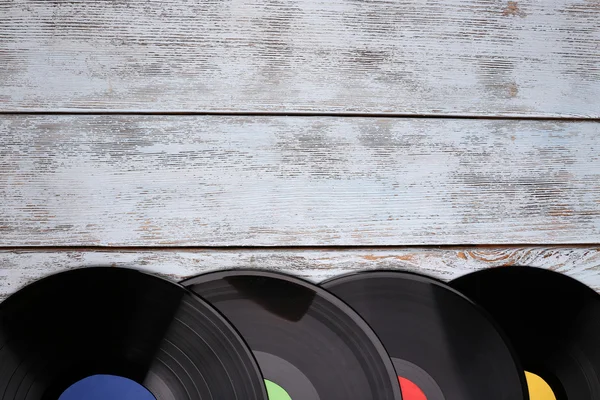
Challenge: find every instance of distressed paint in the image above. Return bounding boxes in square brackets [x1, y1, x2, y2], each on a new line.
[1, 115, 599, 246]
[1, 0, 599, 116]
[0, 247, 598, 301]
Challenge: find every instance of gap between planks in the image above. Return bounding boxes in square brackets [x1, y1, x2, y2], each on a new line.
[1, 111, 599, 122]
[2, 244, 600, 252]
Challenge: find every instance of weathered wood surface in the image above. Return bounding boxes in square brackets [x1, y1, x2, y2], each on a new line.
[0, 247, 598, 300]
[1, 115, 599, 246]
[1, 0, 599, 117]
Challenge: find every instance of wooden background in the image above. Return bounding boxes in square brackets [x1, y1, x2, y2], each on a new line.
[1, 0, 599, 300]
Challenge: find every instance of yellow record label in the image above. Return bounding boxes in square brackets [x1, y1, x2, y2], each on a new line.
[525, 371, 556, 400]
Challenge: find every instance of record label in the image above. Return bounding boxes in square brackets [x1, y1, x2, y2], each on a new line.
[398, 377, 427, 400]
[393, 358, 443, 400]
[58, 375, 155, 400]
[265, 380, 293, 400]
[525, 372, 556, 400]
[254, 351, 319, 400]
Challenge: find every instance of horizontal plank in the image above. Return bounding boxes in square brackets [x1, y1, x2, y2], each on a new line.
[1, 115, 599, 246]
[1, 0, 598, 116]
[0, 246, 599, 301]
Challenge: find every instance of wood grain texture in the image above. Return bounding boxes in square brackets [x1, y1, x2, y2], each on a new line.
[0, 247, 598, 300]
[1, 115, 599, 246]
[1, 0, 599, 116]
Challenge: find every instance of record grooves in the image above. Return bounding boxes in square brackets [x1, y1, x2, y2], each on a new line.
[3, 265, 600, 400]
[451, 266, 600, 400]
[321, 270, 529, 400]
[0, 267, 268, 400]
[182, 269, 403, 400]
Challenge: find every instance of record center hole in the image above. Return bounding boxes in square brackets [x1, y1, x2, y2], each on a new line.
[58, 374, 156, 400]
[399, 376, 427, 400]
[525, 371, 556, 400]
[265, 379, 292, 400]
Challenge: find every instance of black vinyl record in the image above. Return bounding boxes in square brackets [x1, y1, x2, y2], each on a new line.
[0, 267, 268, 400]
[450, 266, 600, 400]
[181, 269, 403, 400]
[321, 271, 528, 400]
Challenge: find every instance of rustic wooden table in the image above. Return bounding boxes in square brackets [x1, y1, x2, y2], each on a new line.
[1, 0, 599, 298]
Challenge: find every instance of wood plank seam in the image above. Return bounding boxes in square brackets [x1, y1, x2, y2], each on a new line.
[1, 111, 599, 122]
[0, 247, 598, 301]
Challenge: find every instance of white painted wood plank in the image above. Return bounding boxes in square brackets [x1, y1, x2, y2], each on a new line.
[0, 247, 598, 300]
[1, 0, 598, 116]
[1, 115, 599, 246]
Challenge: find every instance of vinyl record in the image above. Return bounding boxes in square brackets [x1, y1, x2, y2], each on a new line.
[0, 267, 268, 400]
[181, 269, 403, 400]
[450, 266, 600, 400]
[321, 271, 529, 400]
